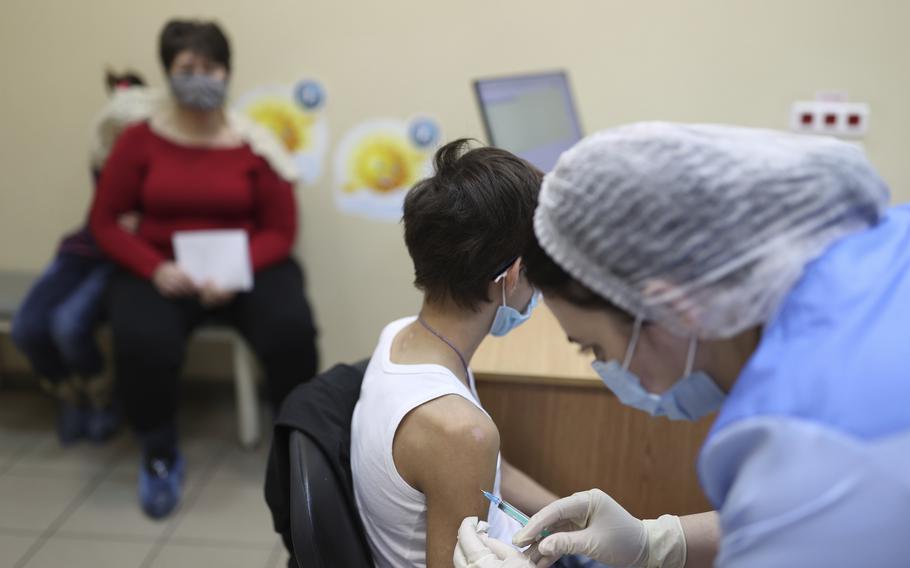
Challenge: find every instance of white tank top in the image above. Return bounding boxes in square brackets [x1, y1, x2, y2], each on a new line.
[351, 317, 520, 568]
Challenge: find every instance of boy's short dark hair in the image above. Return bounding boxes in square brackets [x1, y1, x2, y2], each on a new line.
[159, 19, 231, 72]
[403, 139, 543, 311]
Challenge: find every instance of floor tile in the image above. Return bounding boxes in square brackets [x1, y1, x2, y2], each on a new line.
[0, 430, 40, 471]
[0, 387, 285, 567]
[170, 481, 276, 546]
[57, 477, 171, 539]
[0, 390, 56, 471]
[0, 532, 40, 567]
[0, 390, 56, 430]
[207, 442, 270, 485]
[149, 542, 272, 568]
[21, 535, 152, 568]
[0, 474, 87, 531]
[7, 431, 127, 480]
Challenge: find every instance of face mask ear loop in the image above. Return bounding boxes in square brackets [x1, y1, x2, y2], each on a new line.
[622, 316, 644, 370]
[684, 335, 698, 376]
[494, 271, 508, 307]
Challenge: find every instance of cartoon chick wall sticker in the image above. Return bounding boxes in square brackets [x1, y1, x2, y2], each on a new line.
[235, 78, 329, 185]
[334, 116, 440, 221]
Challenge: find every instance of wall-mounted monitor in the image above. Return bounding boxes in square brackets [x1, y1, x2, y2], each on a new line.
[474, 71, 583, 172]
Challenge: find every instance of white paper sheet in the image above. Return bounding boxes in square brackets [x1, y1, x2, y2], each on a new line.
[173, 230, 253, 292]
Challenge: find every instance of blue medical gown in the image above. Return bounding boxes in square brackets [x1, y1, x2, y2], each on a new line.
[698, 205, 910, 567]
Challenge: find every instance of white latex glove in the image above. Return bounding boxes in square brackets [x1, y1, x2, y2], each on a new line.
[512, 489, 686, 568]
[454, 517, 535, 568]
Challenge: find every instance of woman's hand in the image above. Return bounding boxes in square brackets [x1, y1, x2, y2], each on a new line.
[117, 212, 141, 233]
[152, 262, 197, 298]
[199, 282, 236, 308]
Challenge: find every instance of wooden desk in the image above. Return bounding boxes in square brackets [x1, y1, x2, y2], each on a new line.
[472, 302, 713, 518]
[473, 302, 599, 387]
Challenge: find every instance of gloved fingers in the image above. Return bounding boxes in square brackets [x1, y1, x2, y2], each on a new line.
[536, 527, 596, 558]
[457, 517, 498, 563]
[454, 542, 469, 568]
[513, 492, 592, 546]
[478, 534, 522, 559]
[524, 542, 559, 568]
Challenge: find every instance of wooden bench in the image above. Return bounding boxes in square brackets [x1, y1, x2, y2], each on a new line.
[0, 271, 261, 448]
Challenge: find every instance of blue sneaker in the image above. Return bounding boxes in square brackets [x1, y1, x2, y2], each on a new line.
[57, 402, 87, 446]
[85, 404, 121, 444]
[139, 452, 185, 519]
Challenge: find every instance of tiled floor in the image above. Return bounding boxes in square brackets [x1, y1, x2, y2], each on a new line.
[0, 385, 290, 568]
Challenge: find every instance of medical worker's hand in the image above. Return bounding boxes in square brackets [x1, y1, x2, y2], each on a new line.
[455, 517, 535, 568]
[512, 489, 686, 568]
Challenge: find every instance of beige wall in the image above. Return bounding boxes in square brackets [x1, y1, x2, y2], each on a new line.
[2, 0, 909, 370]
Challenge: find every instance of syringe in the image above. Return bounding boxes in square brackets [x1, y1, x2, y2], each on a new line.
[481, 490, 551, 538]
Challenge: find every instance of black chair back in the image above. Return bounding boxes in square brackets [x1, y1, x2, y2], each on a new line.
[289, 430, 373, 568]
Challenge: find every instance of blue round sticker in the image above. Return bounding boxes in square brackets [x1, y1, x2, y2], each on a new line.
[294, 80, 325, 111]
[409, 118, 439, 148]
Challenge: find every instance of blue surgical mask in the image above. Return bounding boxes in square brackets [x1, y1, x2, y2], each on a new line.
[591, 318, 726, 421]
[489, 274, 539, 337]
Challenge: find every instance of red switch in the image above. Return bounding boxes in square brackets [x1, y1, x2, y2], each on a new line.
[847, 114, 861, 127]
[824, 113, 838, 126]
[801, 113, 814, 126]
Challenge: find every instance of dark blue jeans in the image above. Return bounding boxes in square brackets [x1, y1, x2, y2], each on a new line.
[11, 253, 112, 381]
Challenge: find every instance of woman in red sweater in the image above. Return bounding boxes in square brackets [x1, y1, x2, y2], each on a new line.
[90, 20, 318, 519]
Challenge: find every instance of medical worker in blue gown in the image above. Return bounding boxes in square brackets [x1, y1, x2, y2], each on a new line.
[454, 123, 910, 568]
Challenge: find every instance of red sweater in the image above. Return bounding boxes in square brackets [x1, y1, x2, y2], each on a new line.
[90, 122, 297, 279]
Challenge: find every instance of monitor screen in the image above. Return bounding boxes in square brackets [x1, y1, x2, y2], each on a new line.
[474, 71, 583, 172]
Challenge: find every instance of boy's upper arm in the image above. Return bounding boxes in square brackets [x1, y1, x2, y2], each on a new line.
[393, 395, 500, 568]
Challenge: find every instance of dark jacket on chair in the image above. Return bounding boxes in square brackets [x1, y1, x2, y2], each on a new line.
[265, 361, 370, 567]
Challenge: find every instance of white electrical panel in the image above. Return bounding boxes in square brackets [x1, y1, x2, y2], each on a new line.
[790, 100, 869, 138]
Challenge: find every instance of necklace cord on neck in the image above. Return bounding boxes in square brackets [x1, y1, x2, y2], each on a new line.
[416, 316, 471, 380]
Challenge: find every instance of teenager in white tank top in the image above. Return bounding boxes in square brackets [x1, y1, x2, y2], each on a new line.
[352, 317, 521, 568]
[348, 140, 600, 567]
